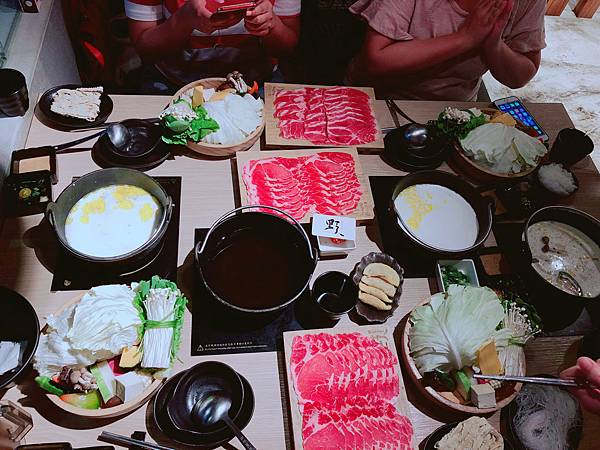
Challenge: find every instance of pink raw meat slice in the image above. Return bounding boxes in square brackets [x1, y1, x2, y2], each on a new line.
[242, 152, 362, 220]
[303, 88, 328, 144]
[291, 334, 400, 404]
[300, 397, 413, 450]
[274, 86, 377, 145]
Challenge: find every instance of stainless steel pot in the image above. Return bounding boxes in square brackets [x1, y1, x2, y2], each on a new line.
[46, 168, 173, 266]
[195, 206, 318, 314]
[391, 170, 494, 256]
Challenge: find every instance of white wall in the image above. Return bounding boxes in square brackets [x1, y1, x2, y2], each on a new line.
[0, 0, 80, 187]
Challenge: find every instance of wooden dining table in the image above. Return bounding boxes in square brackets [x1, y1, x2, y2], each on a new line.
[0, 95, 599, 449]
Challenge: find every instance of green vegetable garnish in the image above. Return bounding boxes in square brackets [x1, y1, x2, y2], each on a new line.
[35, 376, 64, 396]
[432, 109, 487, 140]
[441, 265, 471, 290]
[161, 105, 219, 145]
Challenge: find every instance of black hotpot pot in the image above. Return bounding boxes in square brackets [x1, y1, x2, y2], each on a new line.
[521, 206, 600, 329]
[46, 168, 173, 273]
[195, 206, 318, 315]
[390, 170, 494, 257]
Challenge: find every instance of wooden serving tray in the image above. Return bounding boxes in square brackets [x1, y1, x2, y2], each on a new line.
[235, 147, 375, 223]
[264, 82, 385, 150]
[283, 325, 414, 450]
[43, 293, 164, 418]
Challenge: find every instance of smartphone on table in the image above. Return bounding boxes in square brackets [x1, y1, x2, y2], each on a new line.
[493, 96, 549, 143]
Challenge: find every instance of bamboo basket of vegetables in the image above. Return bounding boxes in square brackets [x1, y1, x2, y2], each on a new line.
[36, 277, 187, 418]
[400, 285, 537, 414]
[165, 77, 265, 157]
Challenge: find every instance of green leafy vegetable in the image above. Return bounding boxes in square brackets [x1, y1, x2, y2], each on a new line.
[441, 265, 471, 290]
[35, 376, 64, 395]
[432, 108, 487, 140]
[409, 285, 509, 375]
[161, 105, 219, 145]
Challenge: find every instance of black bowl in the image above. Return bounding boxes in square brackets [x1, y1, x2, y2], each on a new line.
[37, 84, 113, 130]
[154, 369, 255, 447]
[383, 125, 449, 171]
[0, 287, 40, 389]
[105, 119, 162, 160]
[311, 271, 358, 321]
[423, 421, 514, 450]
[167, 362, 245, 436]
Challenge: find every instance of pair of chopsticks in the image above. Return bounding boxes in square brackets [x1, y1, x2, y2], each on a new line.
[98, 432, 174, 450]
[474, 374, 598, 389]
[385, 99, 417, 126]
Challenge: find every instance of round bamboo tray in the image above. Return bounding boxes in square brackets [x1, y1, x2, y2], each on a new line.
[44, 293, 163, 418]
[448, 108, 542, 183]
[171, 78, 264, 157]
[400, 296, 524, 415]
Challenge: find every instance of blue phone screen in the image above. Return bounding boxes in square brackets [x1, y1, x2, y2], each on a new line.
[497, 100, 544, 136]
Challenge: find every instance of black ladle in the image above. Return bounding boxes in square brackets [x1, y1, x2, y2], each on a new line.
[16, 123, 130, 157]
[192, 391, 257, 450]
[385, 99, 430, 148]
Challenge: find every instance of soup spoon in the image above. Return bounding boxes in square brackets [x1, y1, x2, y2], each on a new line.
[192, 391, 257, 450]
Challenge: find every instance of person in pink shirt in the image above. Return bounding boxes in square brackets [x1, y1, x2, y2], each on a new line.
[347, 0, 546, 101]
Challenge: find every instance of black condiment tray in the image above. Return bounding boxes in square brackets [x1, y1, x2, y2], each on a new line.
[50, 177, 181, 291]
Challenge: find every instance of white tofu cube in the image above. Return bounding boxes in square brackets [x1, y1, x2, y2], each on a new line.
[471, 383, 497, 409]
[115, 372, 148, 403]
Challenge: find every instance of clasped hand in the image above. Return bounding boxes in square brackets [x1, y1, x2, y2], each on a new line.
[459, 0, 514, 50]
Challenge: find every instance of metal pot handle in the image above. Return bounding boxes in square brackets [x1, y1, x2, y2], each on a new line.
[198, 205, 316, 261]
[46, 202, 58, 228]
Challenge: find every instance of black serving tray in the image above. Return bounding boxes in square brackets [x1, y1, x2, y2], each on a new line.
[50, 176, 181, 291]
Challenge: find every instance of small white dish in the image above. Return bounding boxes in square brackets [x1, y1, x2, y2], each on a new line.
[436, 259, 480, 293]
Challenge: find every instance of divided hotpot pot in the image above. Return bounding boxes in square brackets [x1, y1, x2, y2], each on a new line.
[46, 168, 173, 270]
[195, 206, 318, 314]
[521, 206, 600, 329]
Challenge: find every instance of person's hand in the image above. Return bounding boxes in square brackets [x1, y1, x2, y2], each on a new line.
[245, 0, 276, 37]
[560, 357, 600, 415]
[484, 0, 514, 50]
[210, 10, 245, 31]
[459, 0, 505, 48]
[181, 0, 215, 34]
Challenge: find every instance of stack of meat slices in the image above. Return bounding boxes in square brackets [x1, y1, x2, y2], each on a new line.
[290, 332, 414, 450]
[273, 86, 378, 146]
[242, 152, 362, 221]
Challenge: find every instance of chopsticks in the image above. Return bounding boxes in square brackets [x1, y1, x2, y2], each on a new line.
[473, 374, 598, 389]
[385, 99, 417, 125]
[98, 432, 174, 450]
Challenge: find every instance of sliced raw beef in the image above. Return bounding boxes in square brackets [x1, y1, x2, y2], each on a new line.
[302, 397, 413, 450]
[273, 86, 377, 145]
[242, 152, 362, 221]
[290, 333, 414, 450]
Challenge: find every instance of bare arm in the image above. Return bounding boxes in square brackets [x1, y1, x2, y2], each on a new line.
[261, 15, 300, 55]
[482, 0, 541, 88]
[483, 42, 540, 88]
[351, 0, 503, 84]
[355, 29, 474, 79]
[128, 0, 240, 62]
[244, 0, 300, 55]
[128, 11, 194, 61]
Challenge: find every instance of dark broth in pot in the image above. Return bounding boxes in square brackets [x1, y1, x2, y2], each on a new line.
[203, 228, 310, 310]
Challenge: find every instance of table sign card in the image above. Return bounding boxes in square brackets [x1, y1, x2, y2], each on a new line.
[311, 214, 356, 256]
